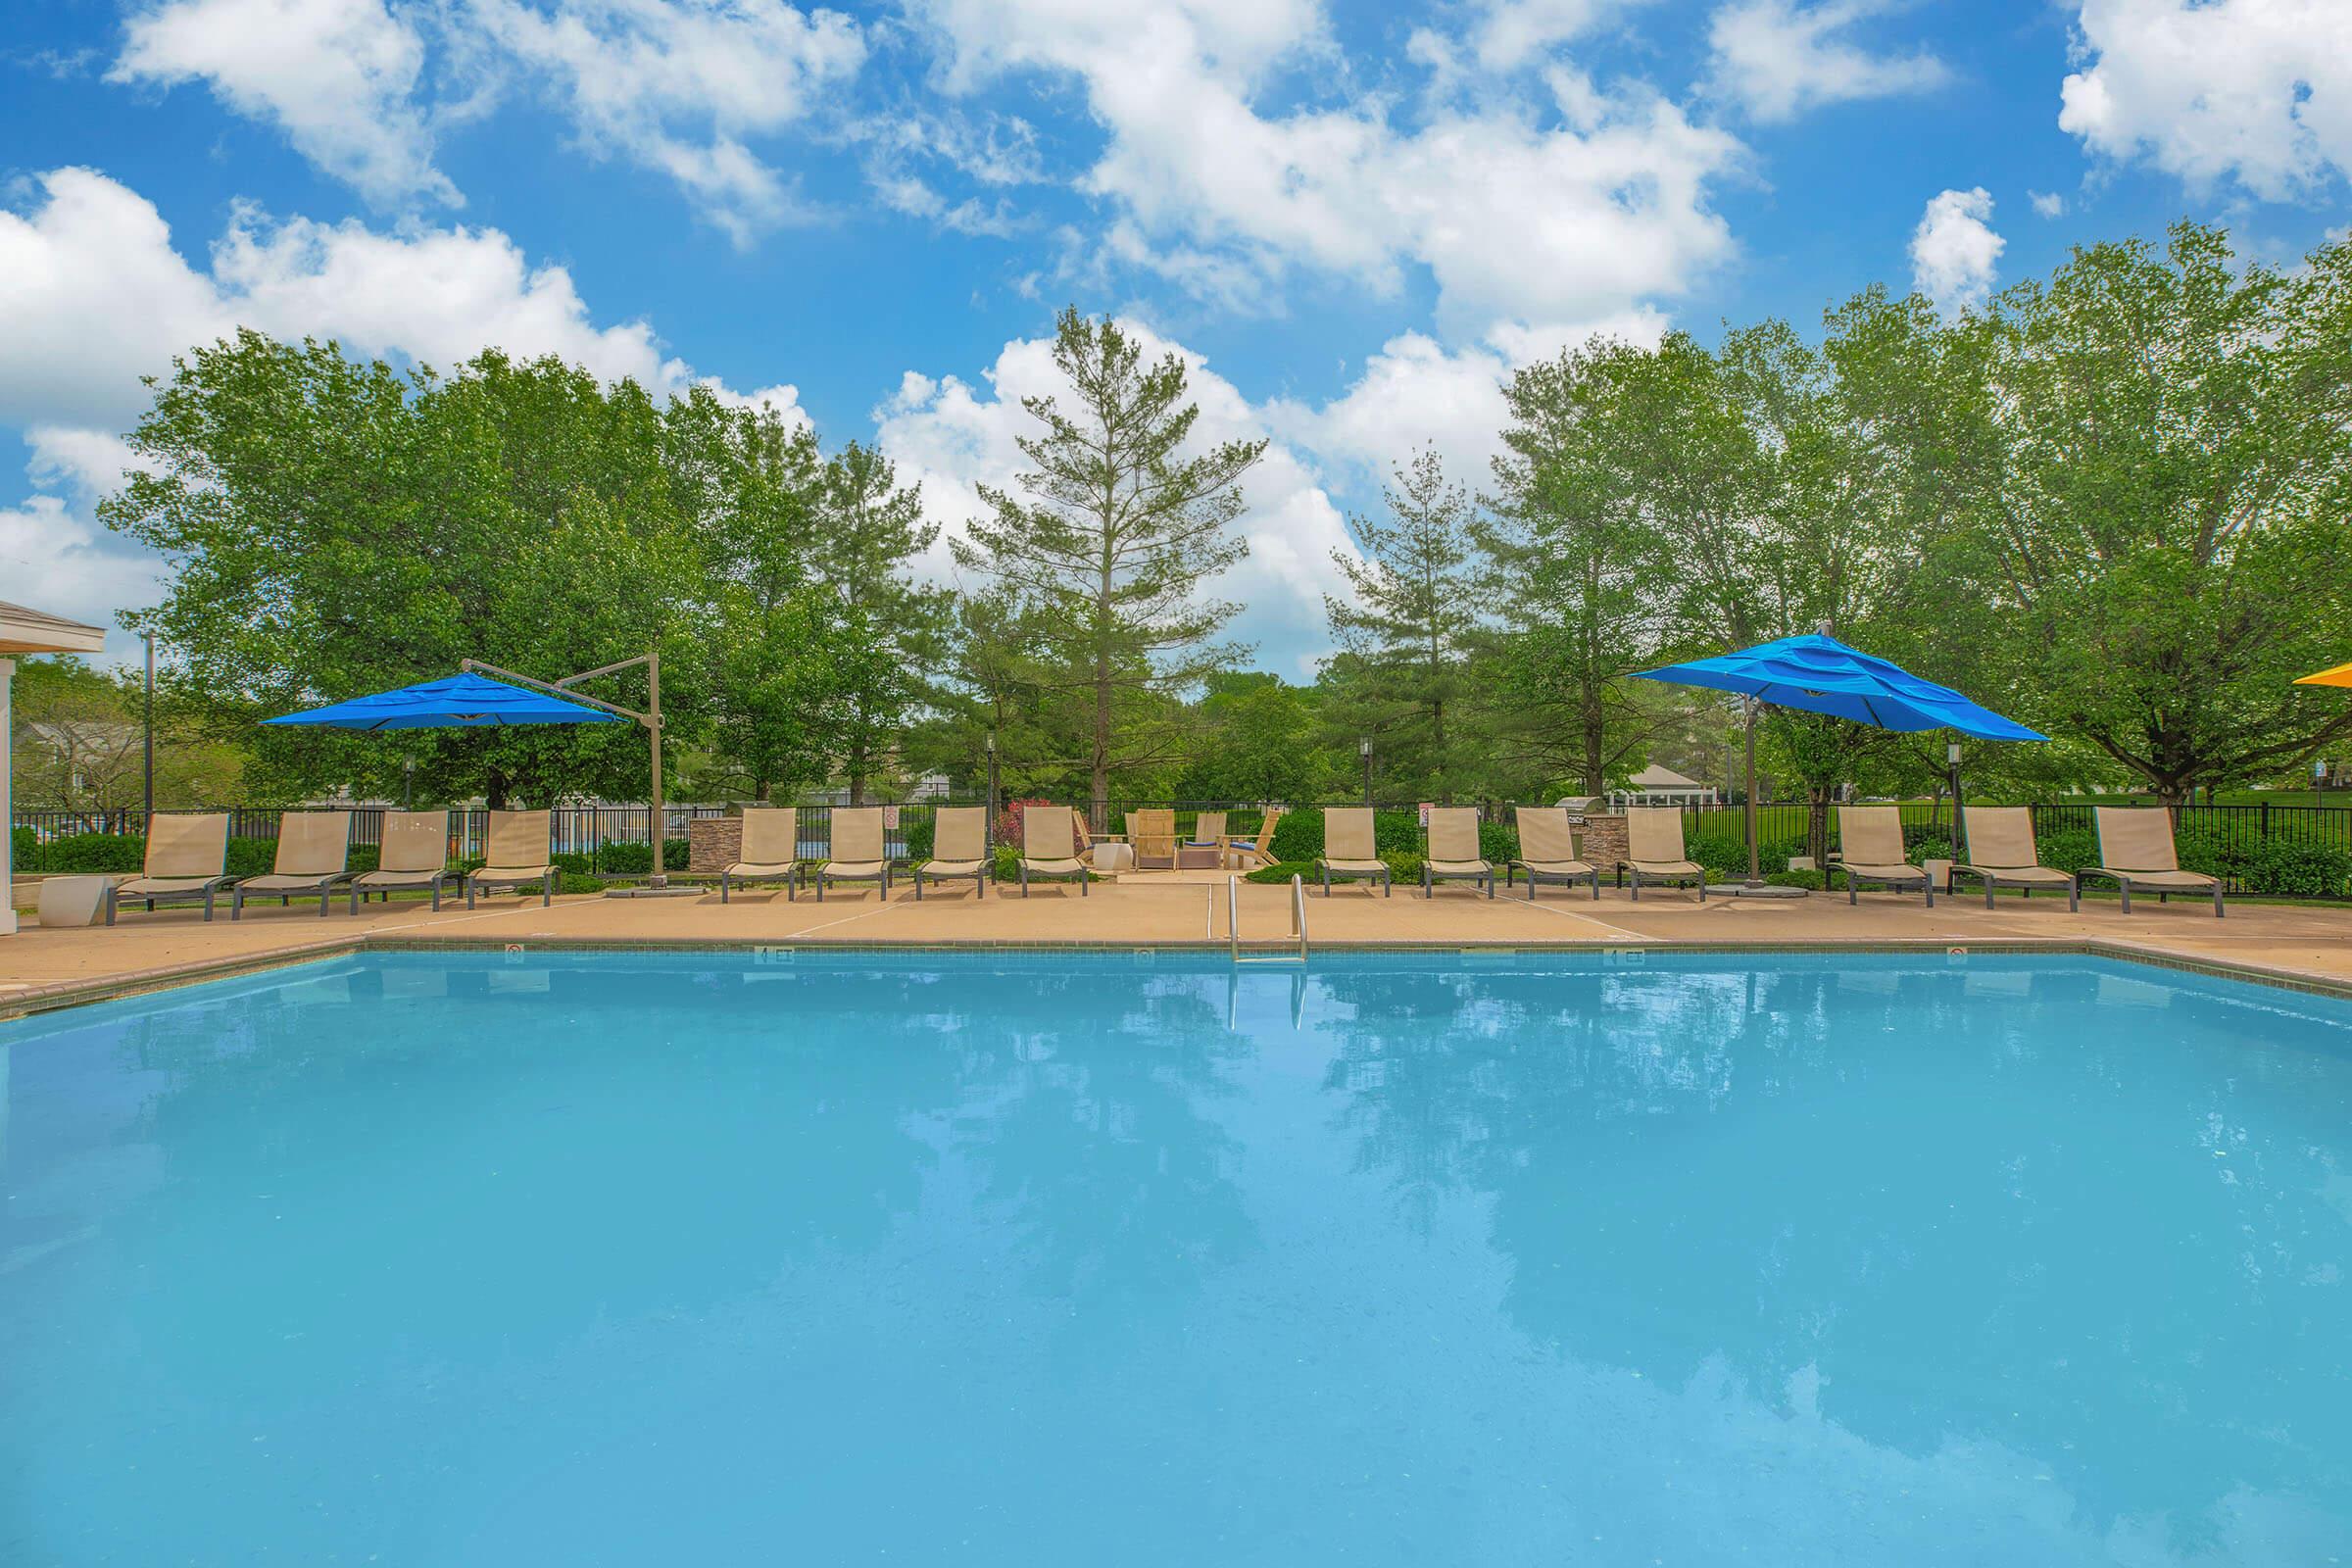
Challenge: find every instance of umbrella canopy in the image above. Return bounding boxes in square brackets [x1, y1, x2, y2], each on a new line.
[1634, 634, 2046, 740]
[2295, 661, 2352, 689]
[264, 671, 627, 731]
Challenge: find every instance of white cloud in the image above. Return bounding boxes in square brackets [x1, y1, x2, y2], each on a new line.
[2059, 0, 2352, 201]
[1909, 186, 2003, 316]
[0, 167, 806, 637]
[1704, 0, 1949, 124]
[0, 167, 806, 433]
[463, 0, 867, 243]
[913, 1, 1741, 346]
[0, 493, 166, 642]
[876, 319, 1367, 679]
[1264, 333, 1511, 498]
[2028, 189, 2068, 218]
[113, 0, 456, 207]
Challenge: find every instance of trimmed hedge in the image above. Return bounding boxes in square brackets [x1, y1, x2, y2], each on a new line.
[596, 837, 689, 874]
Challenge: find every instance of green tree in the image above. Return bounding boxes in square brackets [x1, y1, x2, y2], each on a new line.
[814, 442, 950, 802]
[953, 308, 1263, 825]
[1477, 344, 1672, 796]
[1173, 673, 1346, 803]
[1323, 447, 1483, 802]
[1977, 222, 2352, 805]
[102, 333, 702, 808]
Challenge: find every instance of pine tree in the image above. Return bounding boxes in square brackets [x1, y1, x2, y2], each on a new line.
[952, 308, 1263, 825]
[814, 442, 949, 802]
[1323, 448, 1482, 803]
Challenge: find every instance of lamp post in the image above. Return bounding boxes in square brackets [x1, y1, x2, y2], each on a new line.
[1359, 736, 1372, 807]
[985, 729, 999, 847]
[1947, 739, 1964, 853]
[141, 632, 155, 826]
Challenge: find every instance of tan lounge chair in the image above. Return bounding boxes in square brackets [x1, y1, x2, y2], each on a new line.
[1318, 808, 1391, 896]
[2082, 807, 2222, 917]
[815, 807, 891, 901]
[1228, 809, 1283, 872]
[1422, 807, 1494, 898]
[1830, 806, 1933, 906]
[1615, 808, 1706, 902]
[349, 810, 454, 911]
[1018, 806, 1090, 896]
[105, 811, 231, 924]
[915, 806, 989, 899]
[1953, 807, 2077, 910]
[1507, 806, 1598, 900]
[466, 809, 557, 907]
[231, 810, 354, 919]
[720, 808, 801, 903]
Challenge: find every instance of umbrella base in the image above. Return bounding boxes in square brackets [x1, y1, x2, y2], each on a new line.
[1705, 882, 1809, 900]
[604, 885, 705, 899]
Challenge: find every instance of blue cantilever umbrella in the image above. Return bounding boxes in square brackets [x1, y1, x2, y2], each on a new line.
[1633, 633, 2044, 887]
[263, 671, 627, 731]
[1633, 633, 2045, 740]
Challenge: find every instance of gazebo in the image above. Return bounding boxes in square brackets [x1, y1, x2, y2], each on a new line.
[1, 601, 110, 935]
[1608, 763, 1719, 808]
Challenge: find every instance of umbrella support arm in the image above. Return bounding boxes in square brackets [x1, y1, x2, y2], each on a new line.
[463, 653, 665, 888]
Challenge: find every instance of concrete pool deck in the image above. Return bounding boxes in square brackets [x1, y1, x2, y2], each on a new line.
[7, 874, 2352, 1016]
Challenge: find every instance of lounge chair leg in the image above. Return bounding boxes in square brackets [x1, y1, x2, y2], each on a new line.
[2068, 879, 2079, 913]
[1630, 871, 1641, 902]
[104, 886, 117, 925]
[1321, 868, 1330, 897]
[1924, 880, 1934, 908]
[230, 891, 242, 922]
[466, 881, 476, 908]
[1081, 870, 1089, 896]
[1021, 866, 1029, 897]
[1848, 875, 1857, 906]
[1421, 866, 1430, 899]
[2214, 886, 2225, 918]
[1984, 882, 1994, 910]
[721, 873, 730, 904]
[914, 872, 922, 901]
[1486, 872, 1494, 899]
[203, 890, 216, 922]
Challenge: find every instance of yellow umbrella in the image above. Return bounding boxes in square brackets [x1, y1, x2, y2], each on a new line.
[2297, 661, 2352, 687]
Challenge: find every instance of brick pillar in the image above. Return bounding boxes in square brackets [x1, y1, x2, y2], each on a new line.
[689, 815, 744, 875]
[1572, 811, 1629, 871]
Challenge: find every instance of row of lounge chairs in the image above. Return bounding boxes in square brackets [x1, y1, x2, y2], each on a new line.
[1310, 804, 2223, 916]
[77, 801, 2227, 924]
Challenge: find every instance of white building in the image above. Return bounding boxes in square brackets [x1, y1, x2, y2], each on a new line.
[3, 602, 111, 935]
[1607, 764, 1720, 808]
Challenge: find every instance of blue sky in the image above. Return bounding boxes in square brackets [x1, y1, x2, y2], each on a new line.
[5, 0, 2349, 676]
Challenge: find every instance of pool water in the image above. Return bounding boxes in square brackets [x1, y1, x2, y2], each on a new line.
[4, 952, 2351, 1565]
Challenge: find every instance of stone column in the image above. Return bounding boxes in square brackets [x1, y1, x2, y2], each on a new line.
[688, 814, 744, 876]
[1571, 810, 1628, 874]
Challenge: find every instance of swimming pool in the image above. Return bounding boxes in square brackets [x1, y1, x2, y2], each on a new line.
[3, 950, 2348, 1564]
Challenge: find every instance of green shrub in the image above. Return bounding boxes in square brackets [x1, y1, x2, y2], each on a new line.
[1688, 833, 1804, 878]
[902, 815, 935, 861]
[2242, 839, 2352, 898]
[1244, 859, 1317, 884]
[12, 826, 40, 872]
[1766, 868, 1826, 891]
[1478, 821, 1518, 864]
[1905, 831, 1954, 864]
[1382, 850, 1424, 884]
[37, 832, 147, 873]
[2035, 829, 2099, 874]
[1269, 809, 1323, 860]
[992, 845, 1021, 883]
[226, 838, 278, 878]
[595, 838, 689, 874]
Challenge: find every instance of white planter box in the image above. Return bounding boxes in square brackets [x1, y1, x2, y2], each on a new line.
[36, 875, 113, 929]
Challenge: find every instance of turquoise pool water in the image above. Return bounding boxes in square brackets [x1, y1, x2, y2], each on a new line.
[4, 951, 2350, 1564]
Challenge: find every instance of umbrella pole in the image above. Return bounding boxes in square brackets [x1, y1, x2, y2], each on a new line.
[1744, 698, 1761, 888]
[648, 649, 664, 890]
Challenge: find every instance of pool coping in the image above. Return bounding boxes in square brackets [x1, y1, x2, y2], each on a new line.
[10, 930, 2352, 1019]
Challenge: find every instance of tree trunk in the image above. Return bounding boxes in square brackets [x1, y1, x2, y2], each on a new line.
[1807, 790, 1831, 874]
[486, 766, 511, 812]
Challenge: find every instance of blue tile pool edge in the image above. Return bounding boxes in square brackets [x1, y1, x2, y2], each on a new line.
[9, 931, 2352, 1021]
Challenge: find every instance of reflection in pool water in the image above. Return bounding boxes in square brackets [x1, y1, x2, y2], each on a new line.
[2, 952, 2348, 1565]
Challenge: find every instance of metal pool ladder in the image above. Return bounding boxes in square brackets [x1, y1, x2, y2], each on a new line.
[1228, 874, 1308, 963]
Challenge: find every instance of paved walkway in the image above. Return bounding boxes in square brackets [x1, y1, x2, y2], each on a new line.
[7, 874, 2347, 1017]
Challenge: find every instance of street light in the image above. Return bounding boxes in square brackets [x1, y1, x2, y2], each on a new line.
[1947, 739, 1965, 850]
[141, 632, 155, 827]
[985, 729, 1000, 846]
[1359, 736, 1372, 807]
